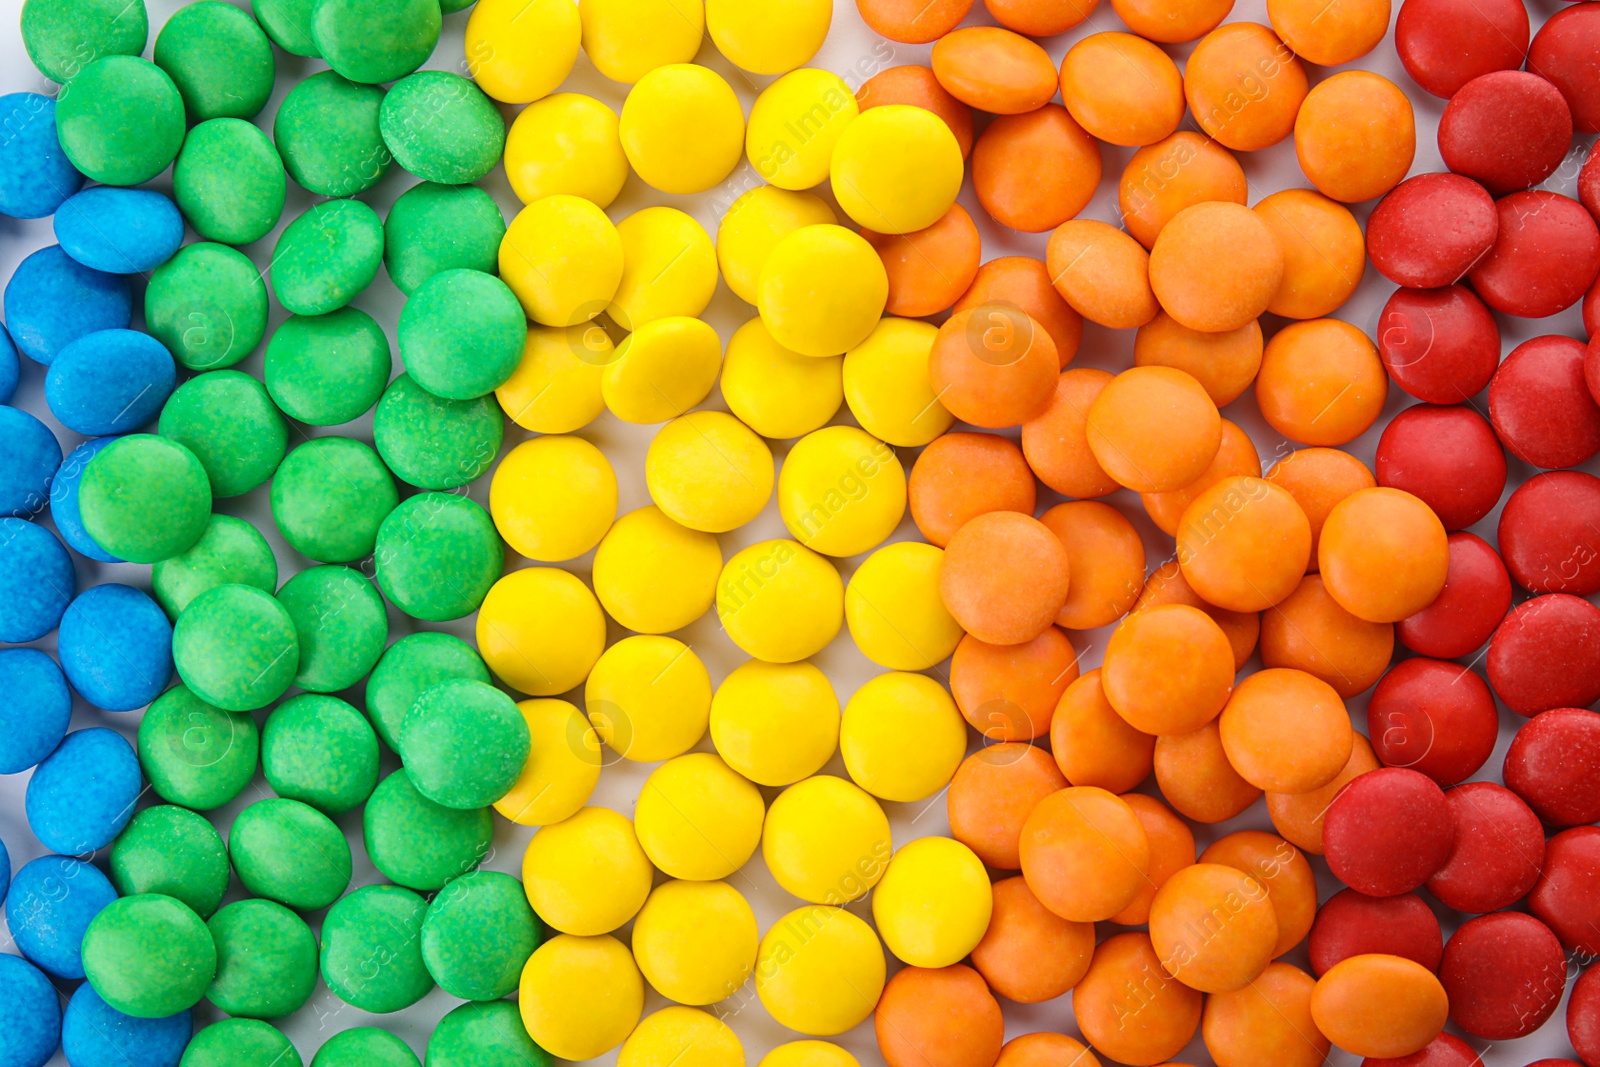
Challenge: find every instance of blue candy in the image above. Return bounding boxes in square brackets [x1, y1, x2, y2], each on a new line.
[0, 649, 71, 774]
[58, 585, 173, 712]
[25, 728, 141, 855]
[0, 406, 61, 518]
[3, 245, 132, 364]
[62, 984, 191, 1067]
[4, 856, 117, 979]
[50, 436, 123, 563]
[0, 519, 75, 642]
[46, 330, 176, 436]
[0, 93, 84, 220]
[54, 188, 184, 275]
[0, 953, 62, 1067]
[0, 837, 8, 908]
[0, 324, 18, 404]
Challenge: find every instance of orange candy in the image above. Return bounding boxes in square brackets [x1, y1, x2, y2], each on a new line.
[1149, 863, 1279, 993]
[1203, 962, 1329, 1067]
[985, 0, 1097, 36]
[1154, 720, 1262, 824]
[1020, 786, 1150, 923]
[931, 28, 1059, 115]
[1073, 933, 1203, 1066]
[1021, 369, 1119, 499]
[1256, 319, 1387, 446]
[1086, 366, 1221, 493]
[908, 432, 1036, 549]
[1200, 831, 1317, 959]
[1260, 573, 1394, 698]
[940, 512, 1072, 647]
[1111, 0, 1233, 42]
[971, 105, 1102, 234]
[954, 257, 1083, 367]
[1309, 954, 1449, 1060]
[1134, 562, 1260, 671]
[857, 65, 976, 157]
[970, 876, 1094, 1003]
[1046, 221, 1159, 330]
[1133, 314, 1262, 408]
[1295, 71, 1416, 204]
[1059, 33, 1185, 147]
[1102, 604, 1235, 735]
[1184, 22, 1308, 151]
[1318, 487, 1449, 624]
[1050, 669, 1155, 795]
[929, 308, 1059, 428]
[1265, 733, 1378, 854]
[948, 743, 1068, 869]
[994, 1033, 1102, 1067]
[1111, 793, 1196, 926]
[876, 965, 1005, 1067]
[1269, 0, 1392, 67]
[950, 628, 1080, 742]
[857, 0, 973, 44]
[1176, 476, 1312, 613]
[1255, 190, 1365, 320]
[1039, 501, 1145, 630]
[1263, 448, 1375, 564]
[1219, 667, 1353, 794]
[1149, 202, 1285, 334]
[1140, 419, 1262, 537]
[864, 204, 981, 319]
[1120, 133, 1249, 250]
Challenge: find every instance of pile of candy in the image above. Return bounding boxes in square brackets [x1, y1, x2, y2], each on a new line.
[2, 0, 1600, 1062]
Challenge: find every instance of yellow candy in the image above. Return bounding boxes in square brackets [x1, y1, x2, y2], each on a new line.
[646, 411, 775, 533]
[722, 318, 843, 440]
[579, 0, 703, 85]
[777, 425, 906, 558]
[709, 659, 839, 786]
[476, 567, 607, 696]
[620, 1007, 745, 1067]
[504, 93, 629, 207]
[501, 194, 624, 326]
[717, 186, 836, 305]
[845, 541, 963, 671]
[758, 224, 888, 357]
[519, 934, 644, 1060]
[603, 316, 724, 424]
[465, 0, 580, 104]
[489, 435, 617, 562]
[620, 64, 746, 195]
[830, 105, 963, 235]
[755, 906, 885, 1035]
[632, 880, 760, 1006]
[871, 836, 993, 969]
[494, 699, 602, 826]
[523, 806, 654, 935]
[746, 69, 859, 191]
[759, 1043, 861, 1067]
[717, 539, 843, 662]
[706, 0, 832, 75]
[592, 505, 722, 634]
[840, 672, 966, 803]
[608, 209, 719, 331]
[585, 635, 712, 762]
[635, 753, 764, 879]
[497, 324, 610, 434]
[762, 774, 892, 904]
[842, 317, 955, 447]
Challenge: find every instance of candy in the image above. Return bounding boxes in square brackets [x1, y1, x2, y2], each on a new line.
[1046, 220, 1158, 329]
[518, 934, 643, 1060]
[401, 679, 528, 809]
[778, 425, 905, 556]
[634, 755, 762, 881]
[746, 69, 857, 191]
[230, 798, 351, 910]
[494, 698, 601, 826]
[1530, 827, 1600, 955]
[604, 317, 724, 423]
[110, 806, 228, 920]
[54, 187, 183, 274]
[1184, 22, 1307, 151]
[1102, 605, 1232, 736]
[269, 437, 396, 562]
[1439, 72, 1571, 195]
[1425, 782, 1544, 914]
[61, 983, 191, 1067]
[363, 770, 492, 890]
[1375, 404, 1505, 531]
[501, 196, 623, 328]
[1120, 132, 1246, 251]
[1260, 575, 1391, 699]
[261, 695, 378, 815]
[182, 1021, 300, 1067]
[363, 633, 487, 751]
[486, 436, 614, 563]
[320, 885, 433, 1013]
[691, 327, 825, 448]
[0, 649, 69, 774]
[1295, 71, 1415, 204]
[946, 744, 1067, 869]
[430, 1001, 552, 1067]
[205, 899, 317, 1019]
[1073, 933, 1202, 1064]
[930, 307, 1058, 428]
[1575, 970, 1600, 1067]
[619, 65, 743, 195]
[970, 875, 1092, 1002]
[1319, 487, 1448, 623]
[0, 407, 59, 519]
[27, 728, 139, 854]
[1325, 768, 1454, 897]
[1308, 889, 1442, 977]
[152, 514, 277, 618]
[1398, 532, 1510, 659]
[1179, 477, 1312, 612]
[1395, 0, 1528, 97]
[1255, 189, 1365, 319]
[763, 1042, 860, 1067]
[1438, 911, 1565, 1039]
[1499, 471, 1600, 595]
[608, 208, 716, 329]
[1157, 720, 1262, 825]
[1150, 862, 1279, 993]
[496, 324, 607, 434]
[144, 242, 268, 370]
[476, 567, 607, 695]
[756, 907, 884, 1034]
[420, 870, 541, 1002]
[950, 629, 1078, 743]
[577, 0, 698, 84]
[271, 201, 384, 317]
[172, 118, 286, 246]
[157, 376, 282, 505]
[718, 188, 836, 306]
[717, 539, 843, 663]
[631, 880, 757, 1006]
[4, 244, 131, 364]
[1150, 201, 1284, 334]
[1366, 658, 1498, 786]
[523, 806, 652, 935]
[263, 310, 388, 426]
[1367, 175, 1497, 289]
[1470, 191, 1600, 319]
[1311, 954, 1448, 1059]
[907, 433, 1033, 548]
[763, 775, 891, 904]
[759, 224, 888, 356]
[1490, 335, 1600, 469]
[20, 0, 146, 79]
[153, 0, 273, 120]
[0, 518, 73, 643]
[875, 966, 1003, 1067]
[707, 0, 829, 73]
[872, 838, 991, 969]
[1487, 595, 1600, 718]
[1377, 285, 1499, 407]
[57, 584, 172, 712]
[1503, 706, 1600, 826]
[938, 512, 1070, 647]
[374, 493, 501, 621]
[932, 27, 1055, 115]
[83, 894, 216, 1020]
[1060, 32, 1183, 147]
[277, 566, 385, 693]
[0, 954, 62, 1067]
[0, 326, 14, 403]
[841, 673, 964, 803]
[622, 1009, 741, 1067]
[6, 855, 117, 978]
[46, 329, 175, 435]
[1141, 418, 1262, 535]
[312, 0, 437, 83]
[0, 93, 82, 218]
[384, 182, 505, 296]
[464, 0, 578, 103]
[864, 207, 981, 317]
[1221, 668, 1353, 795]
[55, 57, 184, 185]
[1021, 786, 1149, 922]
[954, 259, 1081, 365]
[137, 685, 258, 810]
[709, 660, 839, 786]
[272, 71, 389, 196]
[1528, 5, 1600, 134]
[857, 0, 969, 42]
[1270, 0, 1387, 63]
[311, 1030, 419, 1067]
[845, 542, 963, 672]
[380, 71, 503, 185]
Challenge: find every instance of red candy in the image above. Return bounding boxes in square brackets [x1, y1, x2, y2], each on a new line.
[1487, 594, 1600, 717]
[1469, 192, 1600, 320]
[1398, 532, 1512, 659]
[1586, 333, 1600, 402]
[1498, 471, 1600, 595]
[1425, 782, 1545, 914]
[1365, 658, 1498, 787]
[1394, 0, 1530, 98]
[1324, 767, 1455, 898]
[1504, 706, 1600, 827]
[1437, 72, 1572, 196]
[1529, 826, 1600, 956]
[1583, 146, 1600, 225]
[1437, 911, 1566, 1040]
[1377, 286, 1500, 404]
[1570, 964, 1600, 1067]
[1586, 277, 1600, 339]
[1488, 335, 1600, 469]
[1308, 889, 1444, 978]
[1373, 405, 1506, 531]
[1366, 175, 1499, 289]
[1528, 4, 1600, 135]
[1360, 1034, 1485, 1067]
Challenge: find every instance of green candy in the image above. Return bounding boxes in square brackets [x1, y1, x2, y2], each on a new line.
[400, 679, 529, 810]
[311, 0, 439, 85]
[251, 0, 316, 56]
[79, 434, 211, 565]
[109, 805, 230, 919]
[55, 55, 184, 187]
[373, 374, 502, 489]
[207, 899, 319, 1020]
[262, 694, 379, 815]
[181, 1020, 303, 1067]
[270, 437, 398, 564]
[271, 200, 385, 316]
[274, 70, 389, 197]
[146, 242, 270, 370]
[380, 72, 504, 186]
[21, 0, 147, 82]
[374, 494, 502, 622]
[154, 514, 279, 618]
[137, 685, 259, 811]
[229, 798, 352, 911]
[428, 1001, 553, 1067]
[384, 182, 504, 297]
[154, 1, 274, 121]
[265, 308, 390, 426]
[158, 370, 288, 498]
[421, 871, 541, 1002]
[320, 885, 434, 1014]
[364, 632, 490, 751]
[276, 564, 387, 692]
[398, 269, 525, 401]
[173, 583, 299, 712]
[363, 769, 492, 891]
[83, 894, 216, 1019]
[312, 1029, 420, 1067]
[173, 118, 286, 246]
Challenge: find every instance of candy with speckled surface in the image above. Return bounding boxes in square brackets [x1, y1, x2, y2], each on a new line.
[46, 329, 176, 436]
[4, 244, 132, 364]
[0, 649, 71, 774]
[109, 805, 230, 919]
[61, 982, 192, 1067]
[4, 855, 118, 979]
[58, 583, 173, 711]
[0, 406, 61, 518]
[26, 727, 142, 854]
[0, 92, 83, 217]
[54, 187, 183, 273]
